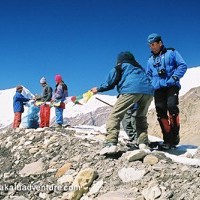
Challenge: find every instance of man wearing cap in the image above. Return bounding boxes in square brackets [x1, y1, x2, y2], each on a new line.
[51, 74, 68, 128]
[91, 51, 154, 155]
[13, 85, 31, 128]
[146, 33, 187, 149]
[35, 77, 52, 128]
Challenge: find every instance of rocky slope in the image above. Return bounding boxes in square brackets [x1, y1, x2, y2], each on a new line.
[0, 127, 200, 200]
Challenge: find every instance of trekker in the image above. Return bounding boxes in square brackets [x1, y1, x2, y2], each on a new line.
[146, 33, 187, 149]
[90, 51, 154, 155]
[13, 85, 31, 128]
[51, 74, 68, 128]
[35, 77, 52, 128]
[122, 104, 138, 144]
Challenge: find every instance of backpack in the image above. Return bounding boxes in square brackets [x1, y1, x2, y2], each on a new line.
[61, 82, 68, 98]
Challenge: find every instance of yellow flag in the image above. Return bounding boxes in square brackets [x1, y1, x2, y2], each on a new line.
[82, 90, 93, 103]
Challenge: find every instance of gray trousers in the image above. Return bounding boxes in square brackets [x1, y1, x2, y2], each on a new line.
[122, 108, 137, 141]
[106, 94, 153, 144]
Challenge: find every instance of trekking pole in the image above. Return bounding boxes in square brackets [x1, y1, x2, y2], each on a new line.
[95, 97, 113, 107]
[96, 96, 135, 117]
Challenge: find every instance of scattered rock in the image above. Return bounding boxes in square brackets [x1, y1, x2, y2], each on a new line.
[127, 149, 147, 162]
[66, 168, 98, 200]
[0, 127, 200, 199]
[118, 167, 146, 182]
[143, 154, 159, 165]
[19, 159, 44, 177]
[97, 189, 136, 200]
[55, 163, 72, 177]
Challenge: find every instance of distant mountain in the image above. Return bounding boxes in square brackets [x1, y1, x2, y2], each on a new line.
[62, 104, 112, 127]
[179, 66, 200, 95]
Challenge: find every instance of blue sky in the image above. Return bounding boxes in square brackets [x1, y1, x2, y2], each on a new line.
[0, 0, 200, 96]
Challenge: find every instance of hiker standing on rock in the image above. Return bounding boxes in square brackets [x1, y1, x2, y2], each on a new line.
[146, 33, 187, 149]
[13, 85, 31, 128]
[90, 51, 154, 155]
[51, 74, 68, 128]
[34, 77, 52, 128]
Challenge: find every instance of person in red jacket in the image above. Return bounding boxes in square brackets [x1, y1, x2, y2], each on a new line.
[35, 77, 52, 128]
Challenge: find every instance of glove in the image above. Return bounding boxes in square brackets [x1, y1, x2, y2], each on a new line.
[166, 76, 179, 86]
[159, 79, 167, 87]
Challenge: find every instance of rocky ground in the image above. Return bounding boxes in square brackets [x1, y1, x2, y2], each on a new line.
[0, 127, 200, 200]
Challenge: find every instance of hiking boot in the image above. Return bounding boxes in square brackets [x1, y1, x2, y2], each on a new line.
[172, 133, 180, 145]
[100, 143, 117, 155]
[137, 132, 149, 145]
[158, 143, 176, 150]
[63, 124, 71, 128]
[159, 143, 171, 150]
[149, 141, 160, 149]
[126, 140, 138, 148]
[51, 124, 62, 129]
[127, 134, 137, 142]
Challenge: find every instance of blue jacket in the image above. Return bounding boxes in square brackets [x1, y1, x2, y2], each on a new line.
[97, 63, 154, 95]
[146, 47, 187, 90]
[13, 91, 30, 113]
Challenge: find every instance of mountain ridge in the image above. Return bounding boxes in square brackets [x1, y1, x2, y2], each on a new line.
[0, 67, 200, 146]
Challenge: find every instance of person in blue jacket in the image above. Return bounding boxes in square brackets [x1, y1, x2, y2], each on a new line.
[91, 51, 154, 155]
[146, 33, 187, 149]
[13, 85, 31, 128]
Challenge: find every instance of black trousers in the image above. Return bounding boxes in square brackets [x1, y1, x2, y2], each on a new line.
[154, 86, 180, 118]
